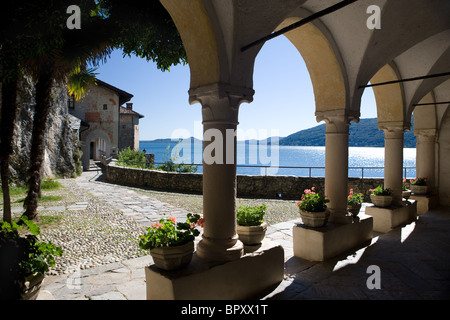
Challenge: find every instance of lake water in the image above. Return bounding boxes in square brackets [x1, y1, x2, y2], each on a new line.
[139, 140, 416, 178]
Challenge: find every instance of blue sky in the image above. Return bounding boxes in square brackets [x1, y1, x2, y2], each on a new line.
[95, 36, 377, 140]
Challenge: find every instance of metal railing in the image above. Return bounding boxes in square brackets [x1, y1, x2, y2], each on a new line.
[114, 160, 416, 179]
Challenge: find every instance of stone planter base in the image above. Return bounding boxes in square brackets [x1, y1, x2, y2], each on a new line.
[145, 244, 284, 299]
[150, 241, 194, 271]
[410, 194, 439, 215]
[293, 215, 373, 261]
[365, 201, 417, 233]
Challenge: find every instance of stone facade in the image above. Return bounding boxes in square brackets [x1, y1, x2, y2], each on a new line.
[105, 161, 384, 201]
[118, 103, 143, 151]
[69, 80, 143, 170]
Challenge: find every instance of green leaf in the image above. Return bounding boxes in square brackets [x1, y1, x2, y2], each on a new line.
[21, 216, 40, 235]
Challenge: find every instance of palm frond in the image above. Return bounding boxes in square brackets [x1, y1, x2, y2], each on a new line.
[67, 66, 98, 101]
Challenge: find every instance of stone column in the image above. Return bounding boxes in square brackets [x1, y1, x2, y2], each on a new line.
[189, 83, 254, 264]
[380, 123, 405, 206]
[415, 129, 437, 189]
[316, 111, 358, 224]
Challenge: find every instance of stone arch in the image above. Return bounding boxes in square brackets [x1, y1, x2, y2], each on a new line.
[369, 63, 407, 126]
[81, 128, 113, 170]
[275, 17, 347, 113]
[413, 92, 438, 131]
[160, 0, 221, 89]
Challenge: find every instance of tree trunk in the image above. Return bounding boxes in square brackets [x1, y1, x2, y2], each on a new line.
[23, 67, 55, 220]
[0, 75, 19, 223]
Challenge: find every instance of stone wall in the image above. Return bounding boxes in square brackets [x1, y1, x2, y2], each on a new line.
[106, 162, 384, 201]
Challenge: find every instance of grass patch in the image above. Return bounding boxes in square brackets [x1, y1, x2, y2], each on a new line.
[39, 195, 63, 202]
[41, 178, 62, 191]
[31, 214, 64, 231]
[0, 185, 28, 197]
[15, 195, 63, 204]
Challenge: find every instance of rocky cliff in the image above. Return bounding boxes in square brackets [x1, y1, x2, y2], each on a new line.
[1, 75, 82, 183]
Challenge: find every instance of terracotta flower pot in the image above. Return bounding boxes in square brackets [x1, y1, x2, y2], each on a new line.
[237, 222, 268, 245]
[150, 241, 194, 271]
[410, 185, 428, 195]
[347, 203, 362, 217]
[370, 194, 392, 207]
[299, 209, 329, 228]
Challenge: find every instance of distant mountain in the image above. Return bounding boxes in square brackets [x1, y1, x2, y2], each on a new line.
[144, 118, 417, 148]
[279, 118, 416, 148]
[143, 137, 202, 144]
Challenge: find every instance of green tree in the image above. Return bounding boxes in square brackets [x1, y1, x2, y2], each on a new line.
[0, 0, 71, 223]
[21, 1, 186, 220]
[1, 1, 186, 221]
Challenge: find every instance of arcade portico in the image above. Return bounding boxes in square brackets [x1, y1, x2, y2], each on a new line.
[145, 0, 450, 299]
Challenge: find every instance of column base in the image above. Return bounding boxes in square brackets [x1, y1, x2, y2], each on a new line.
[365, 200, 417, 233]
[145, 244, 284, 300]
[195, 235, 244, 264]
[409, 194, 439, 215]
[292, 214, 373, 261]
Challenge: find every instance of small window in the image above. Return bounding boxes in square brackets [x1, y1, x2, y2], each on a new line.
[103, 104, 108, 110]
[68, 95, 75, 110]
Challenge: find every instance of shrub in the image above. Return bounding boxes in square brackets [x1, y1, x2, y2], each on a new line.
[347, 189, 364, 205]
[138, 214, 203, 250]
[370, 185, 392, 196]
[117, 147, 150, 169]
[41, 178, 61, 191]
[296, 187, 329, 212]
[236, 204, 266, 226]
[410, 177, 427, 186]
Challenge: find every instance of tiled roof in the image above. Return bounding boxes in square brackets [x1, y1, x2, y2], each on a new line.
[120, 106, 144, 118]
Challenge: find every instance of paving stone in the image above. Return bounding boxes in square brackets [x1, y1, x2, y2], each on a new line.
[37, 167, 450, 300]
[45, 206, 66, 211]
[89, 291, 127, 300]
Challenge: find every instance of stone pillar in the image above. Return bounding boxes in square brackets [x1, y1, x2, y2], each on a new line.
[380, 124, 405, 206]
[415, 129, 437, 189]
[189, 83, 254, 264]
[316, 111, 358, 224]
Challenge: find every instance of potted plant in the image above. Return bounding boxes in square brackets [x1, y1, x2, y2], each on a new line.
[236, 204, 267, 246]
[138, 213, 203, 271]
[369, 185, 393, 207]
[347, 189, 364, 217]
[0, 216, 63, 300]
[296, 187, 330, 227]
[409, 177, 428, 195]
[402, 179, 411, 200]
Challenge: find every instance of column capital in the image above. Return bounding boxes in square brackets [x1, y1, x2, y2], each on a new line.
[378, 121, 408, 140]
[414, 128, 437, 140]
[378, 121, 408, 132]
[315, 110, 359, 133]
[189, 83, 254, 124]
